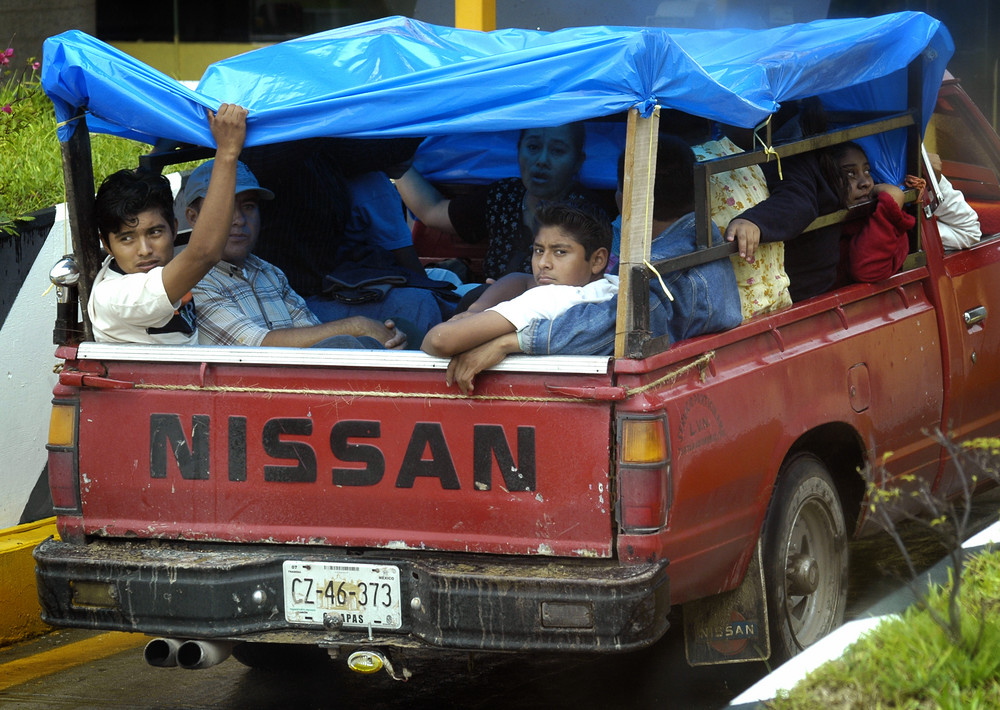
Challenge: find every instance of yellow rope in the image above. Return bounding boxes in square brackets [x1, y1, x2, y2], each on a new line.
[624, 351, 715, 396]
[55, 114, 82, 128]
[643, 258, 674, 302]
[643, 107, 658, 245]
[753, 115, 782, 180]
[134, 382, 593, 404]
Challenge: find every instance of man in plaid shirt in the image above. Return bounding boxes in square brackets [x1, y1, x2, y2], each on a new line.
[182, 159, 407, 349]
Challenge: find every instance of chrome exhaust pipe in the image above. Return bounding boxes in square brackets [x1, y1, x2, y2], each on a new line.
[144, 637, 183, 667]
[176, 640, 234, 670]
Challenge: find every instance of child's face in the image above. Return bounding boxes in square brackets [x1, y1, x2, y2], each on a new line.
[104, 208, 177, 274]
[838, 146, 875, 206]
[531, 226, 606, 287]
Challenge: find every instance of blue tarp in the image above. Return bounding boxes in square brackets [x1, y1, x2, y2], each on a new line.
[42, 13, 953, 186]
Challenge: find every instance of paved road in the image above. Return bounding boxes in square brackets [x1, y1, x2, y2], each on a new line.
[2, 488, 996, 710]
[0, 624, 749, 710]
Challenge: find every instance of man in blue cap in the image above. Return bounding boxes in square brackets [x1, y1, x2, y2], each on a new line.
[182, 158, 406, 349]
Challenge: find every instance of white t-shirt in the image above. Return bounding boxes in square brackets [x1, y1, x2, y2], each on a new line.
[487, 275, 619, 331]
[934, 174, 982, 250]
[88, 255, 197, 344]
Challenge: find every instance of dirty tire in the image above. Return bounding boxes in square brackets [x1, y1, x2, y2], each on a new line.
[762, 453, 848, 664]
[232, 642, 332, 672]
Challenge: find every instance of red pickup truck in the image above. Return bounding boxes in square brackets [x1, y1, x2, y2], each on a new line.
[35, 15, 1000, 677]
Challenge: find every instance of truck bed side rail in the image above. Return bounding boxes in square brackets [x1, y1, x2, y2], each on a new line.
[618, 109, 925, 359]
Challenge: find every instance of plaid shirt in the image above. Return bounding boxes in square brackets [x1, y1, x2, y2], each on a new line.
[192, 254, 319, 346]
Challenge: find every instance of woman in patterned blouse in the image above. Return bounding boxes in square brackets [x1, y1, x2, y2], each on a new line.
[394, 123, 601, 281]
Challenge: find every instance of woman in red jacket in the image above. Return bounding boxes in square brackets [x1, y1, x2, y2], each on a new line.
[824, 141, 915, 283]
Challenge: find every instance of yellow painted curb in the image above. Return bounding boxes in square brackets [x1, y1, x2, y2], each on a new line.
[0, 631, 147, 691]
[0, 517, 58, 648]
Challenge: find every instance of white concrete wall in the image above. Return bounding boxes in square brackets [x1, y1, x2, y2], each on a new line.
[0, 205, 71, 528]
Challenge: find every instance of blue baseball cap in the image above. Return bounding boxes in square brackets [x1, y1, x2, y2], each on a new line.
[181, 159, 275, 207]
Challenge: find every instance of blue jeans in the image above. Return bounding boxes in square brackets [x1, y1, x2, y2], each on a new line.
[311, 335, 384, 349]
[306, 289, 443, 349]
[520, 213, 743, 354]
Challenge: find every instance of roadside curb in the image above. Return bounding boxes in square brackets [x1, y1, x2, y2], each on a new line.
[728, 520, 1000, 708]
[0, 518, 57, 648]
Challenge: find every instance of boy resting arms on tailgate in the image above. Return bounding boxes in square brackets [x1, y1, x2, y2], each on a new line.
[421, 203, 616, 394]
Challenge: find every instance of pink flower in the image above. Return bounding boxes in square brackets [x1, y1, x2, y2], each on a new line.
[2, 104, 11, 114]
[31, 61, 40, 70]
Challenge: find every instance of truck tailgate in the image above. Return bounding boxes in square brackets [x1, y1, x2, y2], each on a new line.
[71, 346, 615, 558]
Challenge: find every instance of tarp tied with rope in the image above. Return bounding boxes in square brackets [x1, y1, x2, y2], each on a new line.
[42, 12, 953, 186]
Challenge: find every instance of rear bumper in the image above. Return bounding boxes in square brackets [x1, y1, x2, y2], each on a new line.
[34, 538, 669, 653]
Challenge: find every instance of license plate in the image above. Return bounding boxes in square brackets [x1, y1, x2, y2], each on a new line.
[282, 561, 402, 629]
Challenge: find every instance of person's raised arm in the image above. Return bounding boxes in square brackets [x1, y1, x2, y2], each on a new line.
[393, 166, 456, 234]
[162, 104, 247, 303]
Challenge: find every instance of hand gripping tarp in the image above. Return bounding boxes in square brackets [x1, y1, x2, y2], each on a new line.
[42, 13, 953, 185]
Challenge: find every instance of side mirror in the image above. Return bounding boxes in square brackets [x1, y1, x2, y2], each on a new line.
[50, 255, 81, 344]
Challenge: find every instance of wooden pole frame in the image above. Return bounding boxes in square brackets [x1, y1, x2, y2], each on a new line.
[59, 111, 100, 342]
[615, 108, 660, 359]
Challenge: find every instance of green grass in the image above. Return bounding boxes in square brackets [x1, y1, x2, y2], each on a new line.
[768, 549, 1000, 709]
[1, 88, 155, 230]
[1, 56, 195, 235]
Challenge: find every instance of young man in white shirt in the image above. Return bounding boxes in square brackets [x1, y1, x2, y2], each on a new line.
[89, 104, 248, 343]
[421, 202, 616, 393]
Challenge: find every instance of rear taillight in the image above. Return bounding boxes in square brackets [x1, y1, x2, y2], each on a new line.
[47, 395, 81, 515]
[616, 416, 670, 533]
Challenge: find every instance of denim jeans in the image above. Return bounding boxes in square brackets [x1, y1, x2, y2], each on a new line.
[311, 334, 384, 349]
[519, 213, 742, 355]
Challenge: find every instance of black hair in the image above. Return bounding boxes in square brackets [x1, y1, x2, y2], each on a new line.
[95, 169, 175, 244]
[797, 96, 829, 138]
[616, 134, 696, 222]
[517, 122, 587, 157]
[534, 202, 612, 259]
[820, 140, 867, 207]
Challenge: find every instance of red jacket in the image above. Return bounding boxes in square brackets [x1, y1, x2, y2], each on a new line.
[842, 190, 915, 283]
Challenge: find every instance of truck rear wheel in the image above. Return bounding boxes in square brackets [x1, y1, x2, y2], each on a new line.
[762, 453, 848, 663]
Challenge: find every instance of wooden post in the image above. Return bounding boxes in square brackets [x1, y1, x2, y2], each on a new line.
[455, 0, 496, 31]
[693, 161, 712, 249]
[615, 108, 659, 359]
[59, 110, 99, 341]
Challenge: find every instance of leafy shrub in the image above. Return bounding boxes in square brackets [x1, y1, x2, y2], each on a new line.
[1, 40, 159, 235]
[768, 550, 1000, 709]
[768, 435, 1000, 709]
